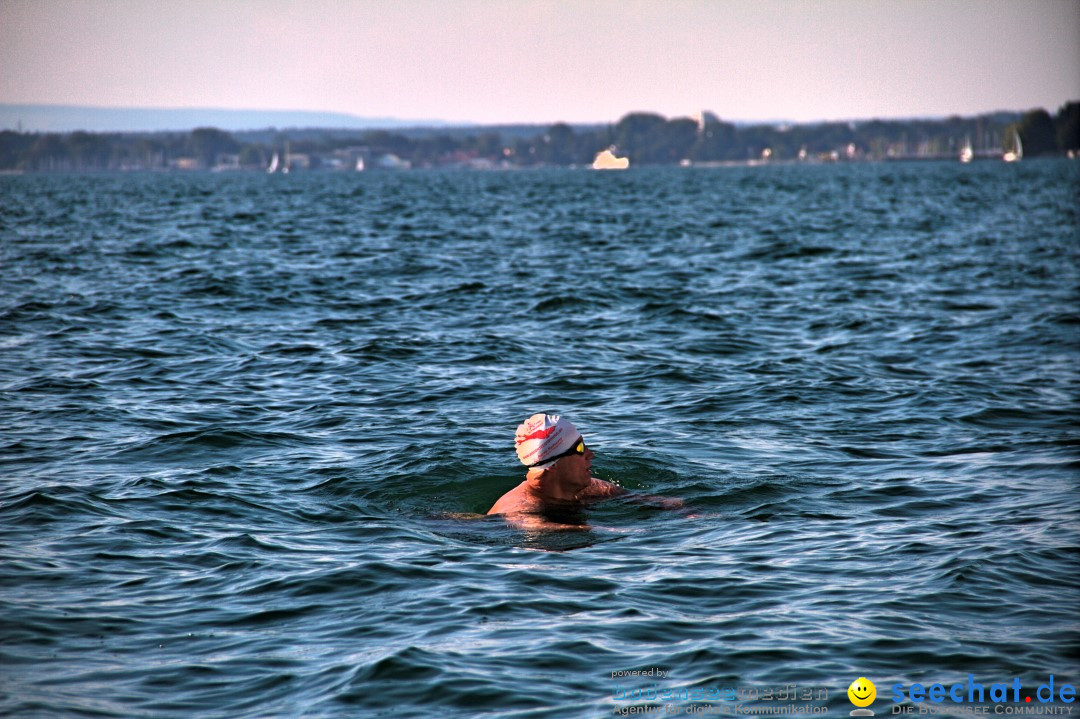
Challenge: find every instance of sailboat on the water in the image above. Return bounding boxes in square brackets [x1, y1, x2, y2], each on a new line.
[959, 136, 973, 163]
[1003, 127, 1023, 163]
[267, 142, 292, 173]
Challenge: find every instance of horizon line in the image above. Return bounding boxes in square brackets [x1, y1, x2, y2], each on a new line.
[0, 100, 1073, 134]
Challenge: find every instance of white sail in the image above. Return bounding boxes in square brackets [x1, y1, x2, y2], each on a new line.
[1003, 128, 1022, 162]
[959, 137, 973, 163]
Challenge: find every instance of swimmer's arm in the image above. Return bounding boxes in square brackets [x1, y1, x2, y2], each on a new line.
[579, 477, 627, 500]
[449, 511, 585, 528]
[583, 477, 684, 510]
[498, 512, 589, 531]
[626, 493, 685, 510]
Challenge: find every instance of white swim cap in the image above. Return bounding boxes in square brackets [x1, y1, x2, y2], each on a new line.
[515, 413, 579, 468]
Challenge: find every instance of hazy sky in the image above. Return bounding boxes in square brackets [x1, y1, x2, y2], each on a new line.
[1, 0, 1078, 124]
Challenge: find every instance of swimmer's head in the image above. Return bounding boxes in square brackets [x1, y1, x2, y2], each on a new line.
[515, 413, 580, 469]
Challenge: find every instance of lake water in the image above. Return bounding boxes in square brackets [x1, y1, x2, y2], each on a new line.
[1, 161, 1078, 718]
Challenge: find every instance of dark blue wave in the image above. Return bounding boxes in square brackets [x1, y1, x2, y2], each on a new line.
[1, 161, 1078, 718]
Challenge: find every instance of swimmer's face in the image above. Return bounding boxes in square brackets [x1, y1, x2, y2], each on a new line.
[544, 442, 592, 490]
[848, 678, 876, 708]
[560, 443, 593, 488]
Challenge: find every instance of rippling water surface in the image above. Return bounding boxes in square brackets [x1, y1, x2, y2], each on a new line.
[2, 162, 1078, 718]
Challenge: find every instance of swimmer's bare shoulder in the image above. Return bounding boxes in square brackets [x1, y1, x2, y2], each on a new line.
[486, 482, 538, 515]
[486, 482, 591, 531]
[488, 478, 621, 514]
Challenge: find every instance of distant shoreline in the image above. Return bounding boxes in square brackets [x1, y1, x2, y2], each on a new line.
[1, 104, 1075, 172]
[0, 102, 1057, 135]
[3, 157, 1076, 178]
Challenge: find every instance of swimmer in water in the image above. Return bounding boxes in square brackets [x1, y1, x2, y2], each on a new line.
[487, 413, 683, 530]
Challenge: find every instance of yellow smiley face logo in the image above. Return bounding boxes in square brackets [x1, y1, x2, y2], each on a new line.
[848, 677, 877, 707]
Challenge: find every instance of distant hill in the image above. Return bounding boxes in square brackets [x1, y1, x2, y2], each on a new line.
[0, 104, 453, 133]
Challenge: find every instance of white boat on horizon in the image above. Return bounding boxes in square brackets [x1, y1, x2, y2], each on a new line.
[593, 148, 629, 170]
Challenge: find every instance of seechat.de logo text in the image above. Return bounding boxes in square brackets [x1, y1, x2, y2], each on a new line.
[891, 675, 1075, 714]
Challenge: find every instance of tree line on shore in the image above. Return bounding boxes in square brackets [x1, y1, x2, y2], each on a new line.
[1, 103, 1076, 172]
